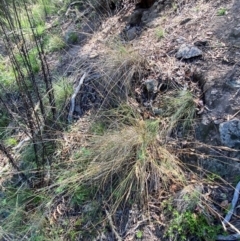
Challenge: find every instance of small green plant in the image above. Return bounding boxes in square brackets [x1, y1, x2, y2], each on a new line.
[206, 173, 221, 182]
[156, 28, 165, 39]
[217, 8, 227, 16]
[35, 24, 46, 37]
[136, 230, 143, 239]
[65, 32, 79, 44]
[0, 186, 48, 239]
[90, 122, 106, 135]
[31, 4, 46, 26]
[46, 35, 66, 52]
[73, 147, 92, 160]
[163, 89, 196, 134]
[4, 137, 17, 147]
[0, 57, 16, 89]
[15, 48, 40, 74]
[71, 185, 94, 206]
[166, 210, 221, 241]
[53, 77, 73, 109]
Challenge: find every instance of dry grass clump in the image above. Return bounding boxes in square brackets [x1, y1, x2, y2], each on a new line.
[61, 105, 186, 213]
[97, 38, 146, 107]
[161, 89, 197, 136]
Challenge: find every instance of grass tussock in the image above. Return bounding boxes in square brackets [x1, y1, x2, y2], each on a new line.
[162, 89, 196, 135]
[58, 105, 186, 214]
[97, 38, 146, 106]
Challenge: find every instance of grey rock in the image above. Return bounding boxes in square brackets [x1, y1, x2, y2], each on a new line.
[219, 119, 240, 148]
[176, 44, 202, 59]
[126, 27, 138, 41]
[144, 79, 158, 93]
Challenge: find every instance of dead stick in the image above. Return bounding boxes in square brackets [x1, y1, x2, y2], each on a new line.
[68, 72, 87, 123]
[223, 181, 240, 225]
[216, 181, 240, 240]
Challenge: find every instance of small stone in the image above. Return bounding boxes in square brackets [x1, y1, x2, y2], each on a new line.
[126, 27, 138, 40]
[144, 79, 158, 93]
[176, 44, 202, 59]
[219, 119, 240, 148]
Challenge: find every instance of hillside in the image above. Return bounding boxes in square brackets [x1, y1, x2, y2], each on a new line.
[0, 0, 240, 240]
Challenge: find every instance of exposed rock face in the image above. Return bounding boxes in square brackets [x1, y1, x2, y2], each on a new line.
[219, 119, 240, 149]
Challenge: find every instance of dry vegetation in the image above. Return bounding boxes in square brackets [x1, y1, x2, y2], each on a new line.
[0, 0, 239, 240]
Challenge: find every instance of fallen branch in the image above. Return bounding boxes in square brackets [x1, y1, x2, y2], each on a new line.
[216, 181, 240, 240]
[223, 181, 240, 225]
[68, 72, 87, 123]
